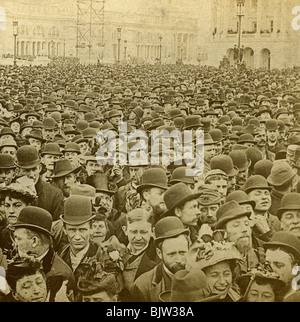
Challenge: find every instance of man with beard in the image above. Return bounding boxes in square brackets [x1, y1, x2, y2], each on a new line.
[254, 126, 275, 161]
[204, 169, 228, 204]
[51, 159, 81, 198]
[15, 146, 64, 221]
[137, 168, 168, 224]
[245, 175, 281, 242]
[130, 216, 190, 302]
[215, 200, 264, 272]
[229, 150, 251, 190]
[40, 143, 62, 183]
[265, 120, 284, 155]
[0, 154, 16, 187]
[277, 193, 300, 238]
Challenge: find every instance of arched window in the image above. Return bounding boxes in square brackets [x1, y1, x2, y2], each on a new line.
[0, 7, 5, 31]
[48, 27, 59, 38]
[33, 26, 45, 37]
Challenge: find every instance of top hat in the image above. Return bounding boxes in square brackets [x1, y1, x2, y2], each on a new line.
[0, 153, 16, 169]
[159, 269, 208, 302]
[215, 200, 251, 229]
[163, 183, 201, 217]
[13, 206, 52, 236]
[210, 155, 239, 177]
[15, 145, 40, 169]
[264, 231, 300, 262]
[137, 168, 168, 194]
[86, 173, 116, 196]
[51, 159, 81, 179]
[267, 162, 297, 187]
[277, 193, 300, 219]
[60, 195, 96, 226]
[154, 216, 190, 246]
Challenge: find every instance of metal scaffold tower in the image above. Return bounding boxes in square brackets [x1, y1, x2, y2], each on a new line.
[76, 0, 105, 63]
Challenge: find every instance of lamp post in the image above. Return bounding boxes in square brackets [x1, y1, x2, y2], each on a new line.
[124, 39, 127, 60]
[117, 27, 122, 65]
[13, 21, 18, 66]
[236, 0, 245, 65]
[159, 35, 162, 64]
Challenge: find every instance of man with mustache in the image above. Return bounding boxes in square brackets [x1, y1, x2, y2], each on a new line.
[265, 119, 285, 155]
[215, 200, 264, 272]
[40, 143, 62, 183]
[130, 217, 190, 302]
[245, 175, 281, 242]
[229, 150, 251, 190]
[254, 127, 275, 162]
[277, 193, 300, 238]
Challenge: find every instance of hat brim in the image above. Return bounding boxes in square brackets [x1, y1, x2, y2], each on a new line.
[236, 159, 252, 172]
[137, 183, 168, 194]
[163, 192, 201, 218]
[215, 210, 251, 230]
[51, 166, 82, 179]
[155, 227, 190, 246]
[263, 240, 300, 260]
[95, 189, 115, 196]
[277, 205, 300, 219]
[60, 214, 96, 226]
[15, 160, 41, 169]
[267, 169, 297, 187]
[26, 134, 47, 143]
[13, 223, 53, 237]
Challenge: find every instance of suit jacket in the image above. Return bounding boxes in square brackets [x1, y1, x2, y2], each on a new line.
[129, 263, 172, 302]
[41, 248, 76, 302]
[36, 178, 64, 221]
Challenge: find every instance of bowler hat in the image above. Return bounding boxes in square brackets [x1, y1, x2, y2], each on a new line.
[154, 216, 189, 245]
[13, 206, 52, 236]
[0, 153, 16, 169]
[43, 117, 57, 130]
[277, 193, 300, 219]
[163, 183, 201, 217]
[215, 200, 251, 229]
[245, 147, 263, 169]
[226, 191, 255, 209]
[64, 125, 80, 136]
[253, 159, 274, 178]
[25, 129, 47, 143]
[15, 145, 40, 169]
[0, 138, 18, 150]
[267, 162, 297, 187]
[0, 128, 16, 139]
[184, 115, 202, 130]
[210, 155, 239, 177]
[229, 150, 251, 172]
[209, 129, 223, 143]
[63, 142, 81, 154]
[70, 184, 96, 198]
[60, 195, 96, 225]
[265, 119, 278, 131]
[264, 231, 300, 261]
[159, 269, 208, 302]
[169, 166, 194, 185]
[243, 175, 272, 193]
[51, 159, 81, 178]
[238, 133, 256, 144]
[137, 168, 168, 194]
[108, 109, 122, 119]
[41, 143, 62, 157]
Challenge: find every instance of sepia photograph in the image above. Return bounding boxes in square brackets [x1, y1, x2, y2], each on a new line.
[0, 0, 299, 306]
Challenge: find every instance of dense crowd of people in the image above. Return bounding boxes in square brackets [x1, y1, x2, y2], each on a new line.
[0, 62, 299, 302]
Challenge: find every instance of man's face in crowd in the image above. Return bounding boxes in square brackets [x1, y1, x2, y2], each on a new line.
[265, 248, 295, 286]
[82, 291, 117, 303]
[254, 129, 266, 147]
[64, 152, 80, 168]
[1, 147, 17, 160]
[18, 165, 41, 185]
[144, 187, 166, 216]
[158, 234, 189, 274]
[207, 178, 228, 202]
[236, 168, 249, 188]
[248, 189, 271, 213]
[280, 210, 300, 238]
[225, 216, 252, 253]
[64, 222, 91, 253]
[54, 173, 76, 198]
[27, 116, 38, 126]
[246, 281, 275, 302]
[95, 192, 114, 214]
[14, 228, 36, 258]
[28, 138, 42, 152]
[4, 196, 27, 225]
[0, 168, 15, 186]
[199, 204, 219, 227]
[109, 116, 122, 127]
[78, 142, 89, 154]
[175, 199, 200, 227]
[86, 161, 103, 177]
[204, 261, 233, 296]
[65, 133, 76, 142]
[91, 220, 107, 244]
[129, 166, 144, 185]
[266, 129, 279, 144]
[204, 144, 216, 162]
[123, 220, 152, 254]
[43, 128, 56, 141]
[11, 122, 20, 134]
[227, 175, 236, 194]
[42, 154, 60, 171]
